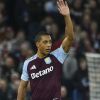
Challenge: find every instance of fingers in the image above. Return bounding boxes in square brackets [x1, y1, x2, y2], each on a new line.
[57, 0, 64, 7]
[57, 0, 69, 8]
[57, 0, 68, 7]
[57, 1, 61, 12]
[57, 0, 64, 11]
[57, 1, 60, 8]
[60, 0, 65, 6]
[65, 1, 68, 8]
[65, 1, 68, 6]
[57, 7, 61, 13]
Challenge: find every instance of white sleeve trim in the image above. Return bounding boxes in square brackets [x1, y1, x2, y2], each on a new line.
[21, 60, 30, 81]
[21, 54, 37, 81]
[59, 45, 68, 55]
[51, 45, 69, 64]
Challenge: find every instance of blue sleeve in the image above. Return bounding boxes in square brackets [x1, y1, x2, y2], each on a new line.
[21, 60, 29, 81]
[51, 45, 69, 64]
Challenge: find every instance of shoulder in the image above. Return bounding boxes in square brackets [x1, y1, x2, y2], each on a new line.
[50, 45, 69, 64]
[21, 55, 38, 81]
[51, 45, 68, 55]
[24, 54, 37, 66]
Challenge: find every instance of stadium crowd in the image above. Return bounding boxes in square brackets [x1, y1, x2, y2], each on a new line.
[0, 0, 100, 100]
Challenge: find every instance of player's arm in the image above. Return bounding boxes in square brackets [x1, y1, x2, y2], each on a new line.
[17, 60, 29, 100]
[57, 0, 74, 52]
[17, 80, 28, 100]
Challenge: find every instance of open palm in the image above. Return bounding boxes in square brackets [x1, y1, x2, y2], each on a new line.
[57, 0, 70, 16]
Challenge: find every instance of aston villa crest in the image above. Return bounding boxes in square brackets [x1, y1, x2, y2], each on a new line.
[44, 57, 52, 64]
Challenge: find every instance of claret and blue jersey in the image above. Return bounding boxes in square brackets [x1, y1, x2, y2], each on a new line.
[21, 45, 68, 100]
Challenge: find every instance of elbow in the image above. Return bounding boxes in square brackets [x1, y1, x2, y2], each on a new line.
[68, 32, 74, 41]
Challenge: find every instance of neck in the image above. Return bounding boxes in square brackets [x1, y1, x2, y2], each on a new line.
[37, 50, 47, 58]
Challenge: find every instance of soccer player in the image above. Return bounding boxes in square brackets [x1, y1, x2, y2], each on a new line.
[17, 0, 74, 100]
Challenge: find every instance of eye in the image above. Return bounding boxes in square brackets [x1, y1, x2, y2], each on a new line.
[43, 41, 48, 44]
[49, 40, 52, 44]
[43, 40, 52, 44]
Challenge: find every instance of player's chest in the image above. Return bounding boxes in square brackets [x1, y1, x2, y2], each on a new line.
[27, 57, 56, 79]
[28, 57, 54, 72]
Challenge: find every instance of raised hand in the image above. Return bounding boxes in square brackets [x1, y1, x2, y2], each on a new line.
[57, 0, 70, 16]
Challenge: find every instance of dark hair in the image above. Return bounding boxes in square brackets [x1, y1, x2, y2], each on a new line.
[34, 31, 51, 43]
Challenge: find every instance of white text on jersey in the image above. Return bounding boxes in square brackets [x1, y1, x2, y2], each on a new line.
[31, 66, 54, 79]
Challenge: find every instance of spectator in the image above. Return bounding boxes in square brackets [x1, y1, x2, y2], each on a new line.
[63, 47, 78, 80]
[72, 56, 89, 100]
[0, 79, 8, 100]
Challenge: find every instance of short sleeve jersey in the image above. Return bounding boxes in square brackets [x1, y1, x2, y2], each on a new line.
[21, 45, 68, 100]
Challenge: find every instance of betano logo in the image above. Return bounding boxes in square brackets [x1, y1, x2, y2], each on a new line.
[31, 66, 54, 79]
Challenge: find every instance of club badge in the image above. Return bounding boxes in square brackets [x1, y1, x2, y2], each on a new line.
[44, 57, 52, 64]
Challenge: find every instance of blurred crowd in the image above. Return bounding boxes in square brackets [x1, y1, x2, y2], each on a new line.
[0, 0, 100, 100]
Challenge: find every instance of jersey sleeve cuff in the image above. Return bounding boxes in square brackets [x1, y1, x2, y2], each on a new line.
[21, 75, 29, 81]
[60, 45, 69, 55]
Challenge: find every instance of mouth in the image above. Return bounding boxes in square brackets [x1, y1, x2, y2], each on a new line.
[46, 49, 51, 52]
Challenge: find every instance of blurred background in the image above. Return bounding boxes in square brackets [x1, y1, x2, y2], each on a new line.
[0, 0, 100, 100]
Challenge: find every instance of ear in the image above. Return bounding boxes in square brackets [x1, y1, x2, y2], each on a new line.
[36, 42, 39, 48]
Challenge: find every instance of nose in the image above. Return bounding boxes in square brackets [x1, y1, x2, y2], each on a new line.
[47, 42, 52, 48]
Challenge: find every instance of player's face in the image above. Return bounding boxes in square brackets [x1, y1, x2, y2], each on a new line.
[37, 35, 52, 55]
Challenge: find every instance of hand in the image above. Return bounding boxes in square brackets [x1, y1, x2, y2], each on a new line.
[57, 0, 70, 16]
